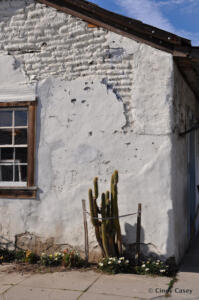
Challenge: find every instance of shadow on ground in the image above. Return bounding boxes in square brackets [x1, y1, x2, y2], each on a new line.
[180, 234, 199, 273]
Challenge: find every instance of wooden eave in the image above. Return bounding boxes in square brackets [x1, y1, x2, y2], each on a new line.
[190, 47, 199, 61]
[37, 0, 191, 53]
[37, 0, 199, 100]
[175, 57, 199, 100]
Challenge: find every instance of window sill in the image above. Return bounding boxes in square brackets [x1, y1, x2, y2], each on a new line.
[0, 186, 37, 199]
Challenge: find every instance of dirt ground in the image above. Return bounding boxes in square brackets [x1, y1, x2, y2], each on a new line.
[0, 262, 98, 275]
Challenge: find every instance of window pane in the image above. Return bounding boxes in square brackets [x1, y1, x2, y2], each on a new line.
[15, 129, 27, 145]
[15, 148, 27, 163]
[15, 165, 27, 182]
[0, 111, 12, 127]
[15, 111, 27, 127]
[0, 165, 13, 181]
[0, 148, 14, 160]
[0, 129, 12, 145]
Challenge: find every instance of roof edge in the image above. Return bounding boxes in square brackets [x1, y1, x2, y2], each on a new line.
[37, 0, 192, 55]
[36, 0, 199, 100]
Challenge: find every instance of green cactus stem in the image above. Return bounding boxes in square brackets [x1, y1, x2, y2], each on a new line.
[101, 193, 109, 257]
[114, 170, 119, 184]
[113, 182, 122, 256]
[94, 177, 98, 200]
[88, 170, 122, 258]
[88, 187, 104, 256]
[88, 189, 97, 227]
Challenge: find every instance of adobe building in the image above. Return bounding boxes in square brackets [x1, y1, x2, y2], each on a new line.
[0, 0, 199, 262]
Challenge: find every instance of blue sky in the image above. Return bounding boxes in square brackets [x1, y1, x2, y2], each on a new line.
[89, 0, 199, 46]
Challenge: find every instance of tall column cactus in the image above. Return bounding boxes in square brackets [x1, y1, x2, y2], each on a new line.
[88, 171, 122, 257]
[88, 178, 105, 256]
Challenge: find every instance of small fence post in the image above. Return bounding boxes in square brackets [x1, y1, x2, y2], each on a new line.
[82, 199, 89, 263]
[135, 203, 142, 264]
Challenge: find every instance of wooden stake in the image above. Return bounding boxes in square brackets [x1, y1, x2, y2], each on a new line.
[82, 199, 89, 263]
[135, 203, 142, 264]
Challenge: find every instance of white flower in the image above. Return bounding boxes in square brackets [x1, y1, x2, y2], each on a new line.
[145, 268, 149, 271]
[108, 261, 112, 265]
[157, 260, 160, 263]
[156, 262, 159, 265]
[41, 253, 45, 256]
[109, 257, 115, 261]
[142, 264, 146, 268]
[99, 263, 103, 267]
[120, 257, 125, 260]
[125, 260, 129, 264]
[118, 260, 121, 264]
[160, 269, 165, 273]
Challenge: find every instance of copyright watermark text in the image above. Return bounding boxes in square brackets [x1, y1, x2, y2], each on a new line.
[148, 287, 192, 295]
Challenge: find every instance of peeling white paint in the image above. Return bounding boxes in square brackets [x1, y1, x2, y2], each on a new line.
[0, 55, 35, 101]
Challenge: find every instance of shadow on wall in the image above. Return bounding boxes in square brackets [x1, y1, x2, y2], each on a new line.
[35, 84, 42, 200]
[166, 209, 178, 261]
[123, 209, 176, 261]
[170, 130, 189, 263]
[122, 222, 165, 260]
[0, 235, 27, 254]
[0, 234, 29, 251]
[35, 83, 42, 200]
[169, 69, 197, 263]
[0, 236, 15, 249]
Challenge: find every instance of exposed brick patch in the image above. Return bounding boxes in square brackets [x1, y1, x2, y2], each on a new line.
[0, 0, 134, 127]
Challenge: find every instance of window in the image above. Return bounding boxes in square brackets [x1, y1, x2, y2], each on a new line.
[0, 101, 36, 198]
[0, 108, 28, 185]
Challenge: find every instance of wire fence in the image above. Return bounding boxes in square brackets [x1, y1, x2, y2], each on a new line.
[84, 211, 137, 220]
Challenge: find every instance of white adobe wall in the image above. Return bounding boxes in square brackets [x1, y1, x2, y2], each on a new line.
[0, 0, 176, 260]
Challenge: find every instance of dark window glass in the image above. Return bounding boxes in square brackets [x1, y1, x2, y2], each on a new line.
[0, 111, 12, 127]
[0, 165, 13, 181]
[0, 129, 12, 145]
[15, 111, 27, 127]
[0, 148, 13, 160]
[15, 148, 27, 163]
[15, 165, 27, 182]
[15, 129, 27, 145]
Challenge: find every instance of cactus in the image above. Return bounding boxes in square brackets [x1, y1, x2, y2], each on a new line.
[89, 180, 105, 256]
[88, 171, 122, 257]
[94, 177, 98, 199]
[112, 181, 122, 256]
[101, 193, 109, 257]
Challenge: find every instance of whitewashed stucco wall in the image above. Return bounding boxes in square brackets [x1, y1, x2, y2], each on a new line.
[0, 0, 178, 260]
